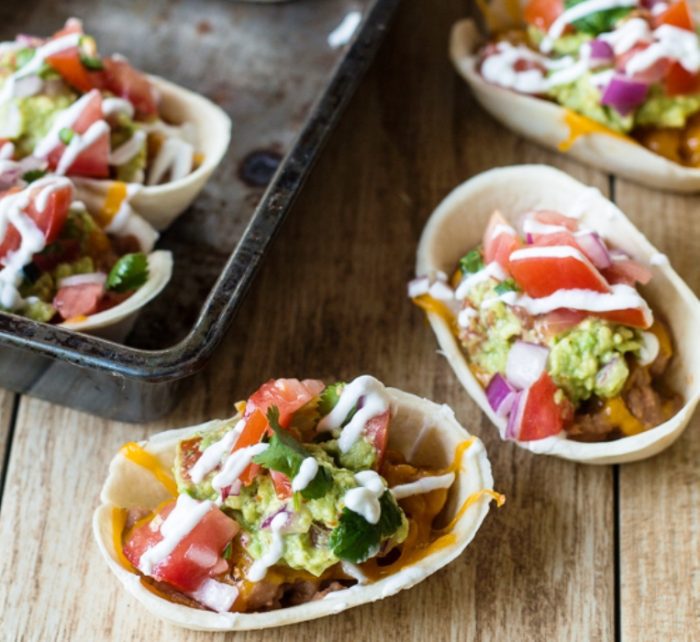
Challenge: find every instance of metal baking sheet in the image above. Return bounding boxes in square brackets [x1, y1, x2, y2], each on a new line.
[0, 0, 399, 420]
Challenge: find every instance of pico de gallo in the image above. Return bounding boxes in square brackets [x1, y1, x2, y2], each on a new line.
[0, 175, 153, 323]
[0, 18, 199, 186]
[410, 210, 682, 442]
[477, 0, 700, 166]
[116, 376, 475, 614]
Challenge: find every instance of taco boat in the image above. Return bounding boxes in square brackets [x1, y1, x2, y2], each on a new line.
[412, 165, 700, 464]
[94, 376, 500, 631]
[0, 174, 172, 337]
[0, 18, 230, 229]
[451, 1, 700, 192]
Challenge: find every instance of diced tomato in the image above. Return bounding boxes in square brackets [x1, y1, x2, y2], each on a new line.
[238, 378, 324, 485]
[270, 471, 293, 499]
[518, 373, 566, 441]
[523, 0, 564, 31]
[123, 500, 238, 593]
[483, 211, 522, 271]
[595, 307, 653, 329]
[364, 410, 390, 470]
[602, 259, 653, 286]
[509, 246, 610, 297]
[665, 62, 700, 96]
[46, 47, 101, 93]
[102, 57, 158, 117]
[53, 282, 105, 320]
[246, 378, 325, 428]
[0, 180, 73, 263]
[537, 309, 588, 339]
[46, 90, 109, 178]
[617, 43, 671, 84]
[656, 0, 694, 31]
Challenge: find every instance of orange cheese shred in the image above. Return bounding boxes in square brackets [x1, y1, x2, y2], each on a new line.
[120, 441, 178, 496]
[559, 110, 632, 152]
[111, 507, 136, 571]
[412, 294, 458, 334]
[95, 181, 128, 228]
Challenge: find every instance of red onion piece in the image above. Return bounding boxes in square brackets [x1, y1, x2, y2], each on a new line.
[504, 391, 525, 440]
[506, 341, 549, 390]
[486, 374, 517, 417]
[588, 39, 614, 66]
[261, 507, 290, 530]
[601, 75, 649, 116]
[188, 578, 239, 613]
[575, 230, 612, 269]
[0, 162, 21, 190]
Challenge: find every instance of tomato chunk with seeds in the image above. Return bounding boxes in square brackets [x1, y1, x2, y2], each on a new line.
[483, 211, 522, 271]
[517, 373, 567, 441]
[53, 282, 105, 320]
[123, 500, 238, 593]
[509, 246, 610, 297]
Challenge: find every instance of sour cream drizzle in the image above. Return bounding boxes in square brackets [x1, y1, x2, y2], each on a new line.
[246, 512, 288, 581]
[56, 120, 110, 175]
[211, 442, 269, 501]
[189, 420, 244, 484]
[0, 176, 73, 309]
[391, 472, 455, 500]
[625, 24, 700, 76]
[510, 244, 589, 262]
[0, 32, 81, 107]
[344, 470, 386, 524]
[291, 457, 319, 492]
[540, 0, 637, 53]
[109, 129, 147, 166]
[317, 375, 391, 453]
[455, 261, 507, 299]
[138, 494, 213, 575]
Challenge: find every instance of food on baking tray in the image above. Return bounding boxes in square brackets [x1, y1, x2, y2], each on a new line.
[0, 174, 171, 328]
[94, 376, 500, 631]
[0, 18, 199, 186]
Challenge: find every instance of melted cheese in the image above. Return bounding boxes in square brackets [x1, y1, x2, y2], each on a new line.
[559, 110, 632, 152]
[412, 294, 458, 334]
[120, 442, 178, 496]
[96, 181, 129, 228]
[111, 507, 135, 571]
[603, 396, 644, 436]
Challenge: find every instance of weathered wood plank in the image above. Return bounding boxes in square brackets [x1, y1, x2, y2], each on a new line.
[0, 1, 615, 640]
[614, 181, 700, 641]
[0, 393, 17, 491]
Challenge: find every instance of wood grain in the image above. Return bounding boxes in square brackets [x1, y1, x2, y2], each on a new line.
[614, 181, 700, 641]
[0, 392, 17, 487]
[0, 2, 615, 640]
[12, 0, 700, 640]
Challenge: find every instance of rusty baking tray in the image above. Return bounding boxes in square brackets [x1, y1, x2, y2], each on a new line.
[0, 0, 399, 421]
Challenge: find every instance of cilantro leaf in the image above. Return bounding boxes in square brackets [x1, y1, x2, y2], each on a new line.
[253, 406, 332, 501]
[329, 491, 404, 563]
[15, 48, 35, 69]
[329, 508, 380, 563]
[318, 382, 345, 417]
[377, 492, 403, 537]
[459, 249, 484, 275]
[300, 465, 332, 501]
[106, 253, 149, 292]
[80, 54, 104, 70]
[22, 169, 47, 183]
[222, 542, 232, 560]
[564, 0, 631, 35]
[494, 278, 519, 295]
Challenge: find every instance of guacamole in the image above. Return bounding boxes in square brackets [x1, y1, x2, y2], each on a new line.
[175, 417, 409, 577]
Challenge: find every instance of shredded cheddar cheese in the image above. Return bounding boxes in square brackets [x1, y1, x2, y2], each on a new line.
[603, 397, 644, 436]
[412, 294, 458, 334]
[559, 110, 632, 152]
[95, 181, 128, 228]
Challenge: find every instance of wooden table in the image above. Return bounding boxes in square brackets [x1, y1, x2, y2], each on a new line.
[1, 2, 699, 640]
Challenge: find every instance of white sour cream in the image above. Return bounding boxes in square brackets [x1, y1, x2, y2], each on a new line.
[638, 330, 660, 366]
[139, 494, 213, 575]
[344, 470, 386, 524]
[211, 442, 269, 500]
[455, 261, 507, 300]
[317, 375, 391, 453]
[109, 129, 147, 166]
[189, 420, 244, 484]
[147, 137, 194, 186]
[541, 0, 637, 53]
[626, 24, 700, 76]
[246, 512, 288, 582]
[391, 472, 455, 500]
[291, 457, 319, 492]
